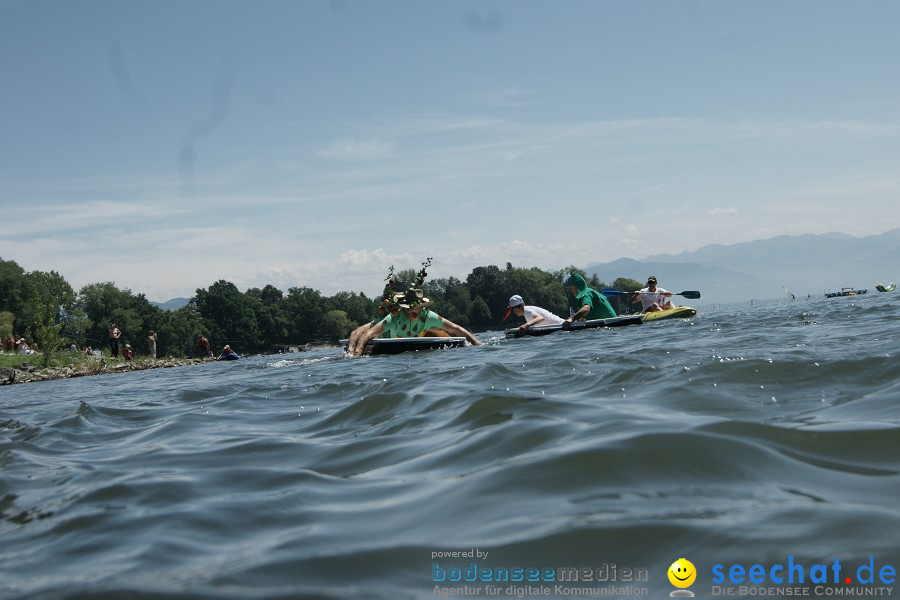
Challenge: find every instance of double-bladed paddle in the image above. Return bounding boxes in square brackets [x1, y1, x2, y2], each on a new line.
[602, 289, 701, 300]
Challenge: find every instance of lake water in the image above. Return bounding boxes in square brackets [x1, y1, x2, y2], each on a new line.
[2, 293, 899, 599]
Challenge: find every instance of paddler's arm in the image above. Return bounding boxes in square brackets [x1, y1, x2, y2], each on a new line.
[347, 320, 376, 353]
[518, 316, 545, 331]
[564, 304, 590, 324]
[350, 322, 384, 357]
[630, 292, 641, 304]
[440, 320, 482, 346]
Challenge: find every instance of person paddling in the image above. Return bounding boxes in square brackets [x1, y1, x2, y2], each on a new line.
[502, 294, 564, 336]
[347, 296, 401, 351]
[630, 276, 676, 313]
[563, 273, 616, 325]
[347, 267, 406, 351]
[349, 288, 481, 357]
[217, 345, 240, 361]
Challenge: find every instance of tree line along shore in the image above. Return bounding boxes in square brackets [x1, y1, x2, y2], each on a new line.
[1, 257, 644, 380]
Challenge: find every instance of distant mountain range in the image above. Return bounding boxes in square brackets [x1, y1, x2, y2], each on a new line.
[150, 297, 190, 311]
[585, 229, 900, 304]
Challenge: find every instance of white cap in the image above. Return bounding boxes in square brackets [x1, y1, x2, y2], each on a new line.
[508, 294, 524, 308]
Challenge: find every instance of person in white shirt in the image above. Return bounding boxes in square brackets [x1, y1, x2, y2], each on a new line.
[503, 294, 565, 336]
[630, 276, 676, 312]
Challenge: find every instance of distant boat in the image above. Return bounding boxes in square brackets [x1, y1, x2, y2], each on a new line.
[824, 287, 868, 298]
[875, 282, 896, 292]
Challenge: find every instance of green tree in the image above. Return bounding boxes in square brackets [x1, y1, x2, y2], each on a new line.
[427, 276, 471, 326]
[246, 285, 289, 349]
[326, 291, 375, 328]
[78, 282, 137, 351]
[466, 265, 506, 321]
[121, 294, 167, 354]
[321, 309, 355, 341]
[392, 268, 419, 290]
[0, 311, 14, 340]
[467, 295, 493, 328]
[0, 258, 26, 317]
[155, 304, 207, 358]
[60, 307, 91, 349]
[194, 280, 261, 353]
[283, 286, 326, 343]
[33, 302, 65, 362]
[7, 270, 76, 358]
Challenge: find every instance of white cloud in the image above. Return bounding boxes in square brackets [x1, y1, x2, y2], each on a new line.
[337, 248, 414, 269]
[709, 207, 739, 216]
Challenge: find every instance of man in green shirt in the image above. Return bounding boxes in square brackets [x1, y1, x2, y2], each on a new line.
[563, 273, 617, 324]
[349, 288, 481, 356]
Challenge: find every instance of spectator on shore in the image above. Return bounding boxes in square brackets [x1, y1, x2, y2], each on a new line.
[122, 344, 133, 361]
[147, 330, 158, 359]
[198, 335, 213, 358]
[108, 323, 121, 357]
[5, 335, 14, 352]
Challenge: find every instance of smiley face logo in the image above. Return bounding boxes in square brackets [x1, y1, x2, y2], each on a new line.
[668, 558, 696, 588]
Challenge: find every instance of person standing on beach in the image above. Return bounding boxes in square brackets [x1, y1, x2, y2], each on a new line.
[108, 323, 121, 357]
[197, 334, 213, 358]
[147, 330, 158, 359]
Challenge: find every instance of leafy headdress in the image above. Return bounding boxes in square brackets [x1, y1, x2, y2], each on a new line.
[395, 257, 433, 309]
[380, 265, 405, 308]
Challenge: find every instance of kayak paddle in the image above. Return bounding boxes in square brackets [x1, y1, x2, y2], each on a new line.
[602, 289, 701, 300]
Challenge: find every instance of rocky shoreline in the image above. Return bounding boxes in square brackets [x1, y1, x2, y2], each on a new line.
[0, 357, 213, 385]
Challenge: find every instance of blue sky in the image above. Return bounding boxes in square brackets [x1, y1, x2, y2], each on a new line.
[2, 0, 900, 301]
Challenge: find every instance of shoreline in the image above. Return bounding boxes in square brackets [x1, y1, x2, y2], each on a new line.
[0, 356, 214, 386]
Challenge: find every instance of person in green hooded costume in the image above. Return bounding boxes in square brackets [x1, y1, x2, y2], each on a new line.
[348, 287, 482, 356]
[563, 273, 617, 323]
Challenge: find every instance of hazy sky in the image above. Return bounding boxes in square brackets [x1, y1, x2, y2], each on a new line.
[3, 1, 900, 300]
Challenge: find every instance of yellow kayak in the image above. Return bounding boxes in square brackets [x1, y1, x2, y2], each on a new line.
[640, 306, 697, 321]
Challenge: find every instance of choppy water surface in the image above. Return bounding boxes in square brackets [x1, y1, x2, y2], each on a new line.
[2, 294, 899, 599]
